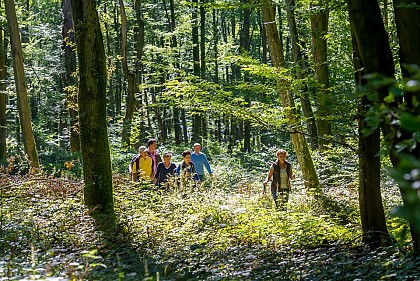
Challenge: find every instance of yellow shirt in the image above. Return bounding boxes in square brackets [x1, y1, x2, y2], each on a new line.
[132, 157, 153, 180]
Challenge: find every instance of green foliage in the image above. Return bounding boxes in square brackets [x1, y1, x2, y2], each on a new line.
[1, 150, 418, 280]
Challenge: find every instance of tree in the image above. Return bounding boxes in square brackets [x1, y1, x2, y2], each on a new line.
[70, 0, 114, 213]
[285, 0, 318, 150]
[4, 0, 39, 169]
[310, 0, 331, 149]
[346, 0, 393, 246]
[119, 0, 137, 147]
[391, 0, 420, 255]
[62, 0, 80, 153]
[0, 0, 6, 163]
[261, 0, 319, 189]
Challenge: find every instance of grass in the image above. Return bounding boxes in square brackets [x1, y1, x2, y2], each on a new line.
[0, 151, 419, 280]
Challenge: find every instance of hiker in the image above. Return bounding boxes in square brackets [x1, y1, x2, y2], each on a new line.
[154, 152, 177, 190]
[147, 138, 163, 176]
[190, 143, 213, 182]
[175, 150, 200, 183]
[263, 149, 295, 208]
[130, 146, 154, 182]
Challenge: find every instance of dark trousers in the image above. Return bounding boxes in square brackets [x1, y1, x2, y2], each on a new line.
[271, 186, 290, 208]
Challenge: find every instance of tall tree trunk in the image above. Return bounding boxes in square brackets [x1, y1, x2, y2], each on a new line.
[260, 10, 268, 64]
[240, 0, 252, 152]
[181, 109, 188, 144]
[62, 0, 80, 153]
[0, 8, 6, 163]
[71, 0, 114, 214]
[192, 0, 201, 143]
[119, 0, 137, 147]
[113, 4, 122, 116]
[167, 0, 181, 144]
[4, 0, 39, 169]
[392, 0, 420, 255]
[347, 0, 393, 246]
[134, 0, 146, 141]
[353, 32, 388, 246]
[261, 0, 319, 189]
[285, 0, 318, 150]
[310, 0, 331, 149]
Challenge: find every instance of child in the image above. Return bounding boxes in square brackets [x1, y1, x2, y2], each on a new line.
[175, 150, 200, 182]
[263, 149, 295, 208]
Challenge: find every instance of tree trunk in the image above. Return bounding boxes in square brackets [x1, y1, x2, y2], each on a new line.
[62, 0, 80, 153]
[241, 0, 252, 153]
[192, 0, 201, 143]
[392, 0, 420, 255]
[71, 0, 114, 213]
[347, 0, 393, 246]
[119, 0, 137, 147]
[113, 3, 122, 117]
[0, 10, 6, 163]
[261, 0, 319, 189]
[285, 0, 318, 150]
[181, 109, 188, 144]
[310, 1, 331, 149]
[166, 0, 181, 144]
[4, 0, 39, 169]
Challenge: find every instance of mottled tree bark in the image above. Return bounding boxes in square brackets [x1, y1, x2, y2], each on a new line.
[347, 0, 392, 246]
[62, 0, 80, 153]
[71, 0, 114, 213]
[120, 0, 137, 147]
[310, 0, 331, 149]
[0, 1, 6, 163]
[285, 0, 318, 150]
[392, 0, 420, 255]
[261, 0, 319, 189]
[4, 0, 39, 169]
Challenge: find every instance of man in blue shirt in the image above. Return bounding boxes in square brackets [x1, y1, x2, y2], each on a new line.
[190, 143, 213, 182]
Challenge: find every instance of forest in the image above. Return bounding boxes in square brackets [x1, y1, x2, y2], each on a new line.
[1, 0, 420, 279]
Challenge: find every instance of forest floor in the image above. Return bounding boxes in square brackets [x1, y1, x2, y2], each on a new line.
[1, 154, 420, 280]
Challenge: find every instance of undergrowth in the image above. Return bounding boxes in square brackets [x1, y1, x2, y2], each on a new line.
[0, 150, 419, 280]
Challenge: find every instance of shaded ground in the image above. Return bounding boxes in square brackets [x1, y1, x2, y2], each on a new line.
[1, 175, 419, 280]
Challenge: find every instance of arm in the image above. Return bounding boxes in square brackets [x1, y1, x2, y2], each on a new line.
[132, 161, 138, 182]
[290, 167, 295, 180]
[263, 167, 274, 186]
[203, 156, 213, 175]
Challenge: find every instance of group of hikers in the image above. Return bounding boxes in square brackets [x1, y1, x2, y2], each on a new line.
[129, 138, 295, 207]
[129, 139, 213, 189]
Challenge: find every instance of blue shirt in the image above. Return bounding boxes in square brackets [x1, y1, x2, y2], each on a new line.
[190, 152, 212, 176]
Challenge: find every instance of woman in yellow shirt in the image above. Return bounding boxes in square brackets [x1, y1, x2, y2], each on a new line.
[131, 146, 153, 182]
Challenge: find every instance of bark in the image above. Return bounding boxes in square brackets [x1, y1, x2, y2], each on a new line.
[71, 0, 114, 213]
[119, 0, 137, 147]
[62, 0, 80, 153]
[392, 0, 420, 255]
[181, 109, 188, 144]
[260, 10, 267, 64]
[310, 1, 331, 149]
[285, 0, 318, 150]
[261, 0, 319, 189]
[113, 4, 122, 116]
[192, 0, 201, 142]
[4, 0, 39, 169]
[0, 5, 6, 163]
[347, 0, 393, 246]
[168, 0, 181, 145]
